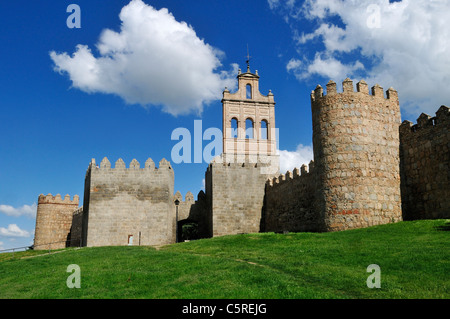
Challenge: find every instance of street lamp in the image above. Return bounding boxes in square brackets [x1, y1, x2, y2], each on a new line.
[174, 199, 180, 243]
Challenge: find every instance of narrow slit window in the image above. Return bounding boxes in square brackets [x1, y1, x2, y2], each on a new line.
[246, 84, 252, 99]
[245, 118, 254, 139]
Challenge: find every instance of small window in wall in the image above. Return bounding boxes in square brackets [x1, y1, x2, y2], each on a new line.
[246, 84, 252, 99]
[261, 120, 268, 140]
[128, 235, 134, 246]
[231, 118, 238, 138]
[245, 118, 254, 139]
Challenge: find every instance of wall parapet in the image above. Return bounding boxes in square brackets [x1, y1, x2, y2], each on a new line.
[266, 161, 314, 187]
[400, 105, 449, 135]
[89, 157, 173, 171]
[311, 78, 398, 102]
[73, 206, 83, 215]
[38, 193, 79, 205]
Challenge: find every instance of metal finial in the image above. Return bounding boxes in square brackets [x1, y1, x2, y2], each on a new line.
[246, 44, 251, 72]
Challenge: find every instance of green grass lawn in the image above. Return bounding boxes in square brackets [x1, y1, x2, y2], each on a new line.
[0, 220, 448, 299]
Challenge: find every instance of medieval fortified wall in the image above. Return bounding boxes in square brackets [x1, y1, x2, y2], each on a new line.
[263, 162, 317, 233]
[206, 158, 277, 237]
[80, 157, 175, 247]
[33, 67, 449, 250]
[400, 105, 450, 220]
[264, 79, 403, 232]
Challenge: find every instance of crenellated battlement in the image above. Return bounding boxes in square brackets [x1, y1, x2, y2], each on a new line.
[400, 105, 450, 134]
[73, 206, 83, 216]
[266, 161, 315, 187]
[38, 193, 79, 205]
[310, 78, 398, 102]
[89, 157, 173, 171]
[173, 191, 195, 204]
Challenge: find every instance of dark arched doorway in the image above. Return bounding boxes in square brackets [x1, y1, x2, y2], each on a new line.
[177, 219, 199, 242]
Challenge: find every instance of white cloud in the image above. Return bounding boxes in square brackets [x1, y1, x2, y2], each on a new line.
[50, 0, 237, 116]
[0, 224, 31, 238]
[267, 0, 280, 10]
[0, 203, 37, 218]
[268, 0, 302, 21]
[286, 58, 302, 72]
[279, 144, 314, 174]
[289, 53, 364, 80]
[273, 0, 450, 117]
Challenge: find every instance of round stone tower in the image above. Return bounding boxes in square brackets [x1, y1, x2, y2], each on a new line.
[311, 78, 402, 231]
[34, 193, 79, 250]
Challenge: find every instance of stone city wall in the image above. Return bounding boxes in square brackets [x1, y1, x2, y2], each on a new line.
[205, 155, 278, 237]
[68, 206, 83, 247]
[263, 161, 318, 232]
[400, 105, 450, 220]
[34, 76, 450, 249]
[82, 157, 175, 247]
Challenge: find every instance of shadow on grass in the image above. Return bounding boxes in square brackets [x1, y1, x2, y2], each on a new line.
[434, 221, 450, 231]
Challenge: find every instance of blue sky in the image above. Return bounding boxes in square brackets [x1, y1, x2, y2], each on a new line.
[0, 0, 448, 250]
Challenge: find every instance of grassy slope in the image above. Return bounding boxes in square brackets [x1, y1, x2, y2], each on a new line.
[0, 220, 448, 299]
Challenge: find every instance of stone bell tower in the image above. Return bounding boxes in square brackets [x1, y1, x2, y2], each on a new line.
[221, 63, 278, 170]
[204, 62, 279, 238]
